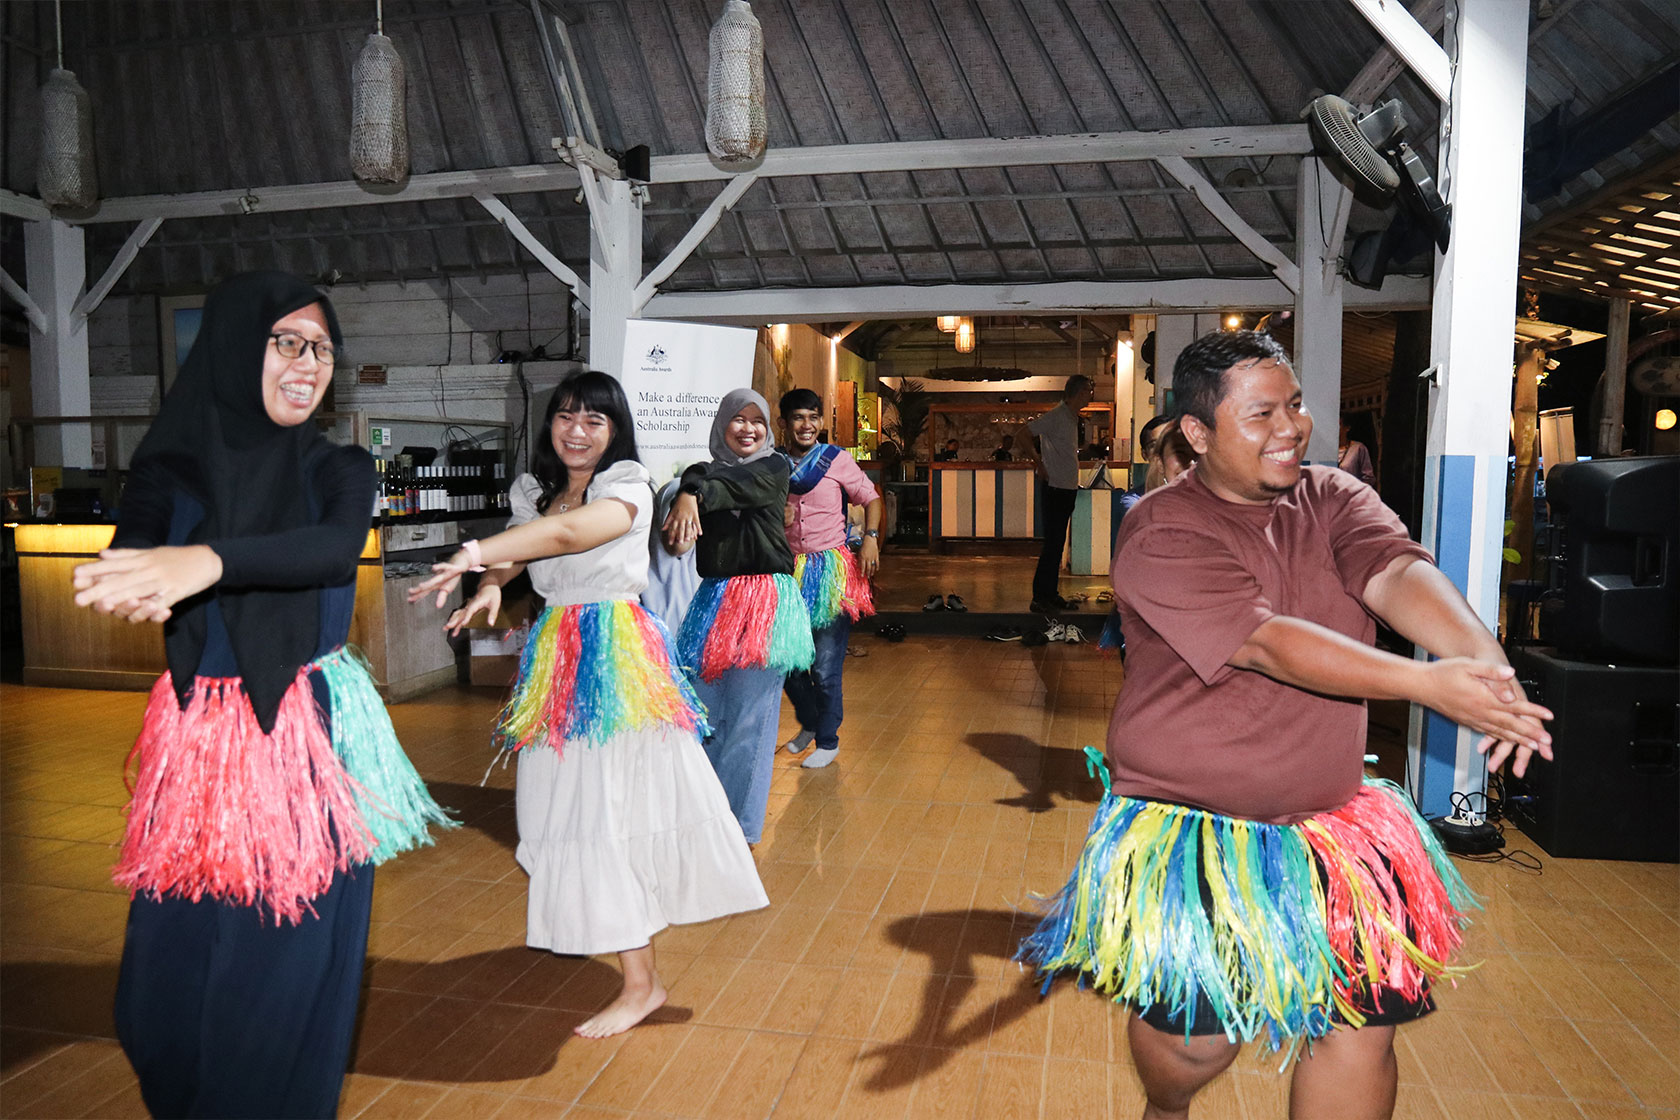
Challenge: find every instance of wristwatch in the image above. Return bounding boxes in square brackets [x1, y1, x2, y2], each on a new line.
[864, 529, 879, 538]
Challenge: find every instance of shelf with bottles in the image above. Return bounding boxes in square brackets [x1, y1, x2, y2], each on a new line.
[338, 411, 514, 523]
[375, 456, 510, 521]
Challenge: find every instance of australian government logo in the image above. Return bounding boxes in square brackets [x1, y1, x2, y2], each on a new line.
[643, 344, 669, 372]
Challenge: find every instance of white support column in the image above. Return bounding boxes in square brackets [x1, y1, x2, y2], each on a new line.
[1294, 157, 1352, 465]
[1114, 330, 1136, 465]
[24, 220, 93, 468]
[586, 174, 642, 379]
[1152, 314, 1197, 398]
[1409, 0, 1530, 821]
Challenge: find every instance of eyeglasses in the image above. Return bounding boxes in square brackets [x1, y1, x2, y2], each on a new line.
[270, 332, 337, 365]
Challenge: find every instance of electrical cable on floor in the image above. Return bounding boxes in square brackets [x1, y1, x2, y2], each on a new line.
[1444, 780, 1543, 872]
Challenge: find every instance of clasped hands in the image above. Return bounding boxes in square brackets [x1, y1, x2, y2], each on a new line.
[1425, 657, 1554, 778]
[71, 545, 223, 624]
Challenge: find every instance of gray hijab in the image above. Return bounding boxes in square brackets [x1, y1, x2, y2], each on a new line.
[709, 387, 777, 466]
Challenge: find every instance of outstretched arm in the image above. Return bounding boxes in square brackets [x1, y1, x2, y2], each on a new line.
[1229, 555, 1554, 775]
[408, 497, 635, 609]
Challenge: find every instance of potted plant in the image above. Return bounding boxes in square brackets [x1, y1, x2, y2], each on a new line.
[877, 378, 930, 479]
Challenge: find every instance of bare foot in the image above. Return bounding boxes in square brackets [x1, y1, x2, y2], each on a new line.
[574, 978, 667, 1038]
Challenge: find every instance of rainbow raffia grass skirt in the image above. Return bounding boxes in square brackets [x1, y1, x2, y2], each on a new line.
[677, 572, 815, 681]
[793, 546, 874, 629]
[1016, 779, 1477, 1053]
[497, 599, 708, 753]
[115, 647, 455, 925]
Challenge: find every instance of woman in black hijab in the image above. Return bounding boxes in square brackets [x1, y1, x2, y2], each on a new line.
[72, 271, 450, 1118]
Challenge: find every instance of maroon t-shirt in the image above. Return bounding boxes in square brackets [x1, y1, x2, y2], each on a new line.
[1108, 465, 1433, 824]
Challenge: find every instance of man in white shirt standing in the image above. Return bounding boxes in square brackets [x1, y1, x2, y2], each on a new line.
[1022, 375, 1094, 612]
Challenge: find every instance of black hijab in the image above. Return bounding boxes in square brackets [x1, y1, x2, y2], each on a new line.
[124, 271, 345, 732]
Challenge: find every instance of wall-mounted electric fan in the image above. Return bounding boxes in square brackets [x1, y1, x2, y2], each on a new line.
[1305, 95, 1451, 288]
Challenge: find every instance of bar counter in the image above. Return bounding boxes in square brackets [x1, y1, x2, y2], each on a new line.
[928, 461, 1134, 575]
[12, 522, 455, 700]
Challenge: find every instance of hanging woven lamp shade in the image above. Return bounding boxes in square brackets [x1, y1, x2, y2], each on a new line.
[705, 1, 767, 163]
[954, 318, 977, 354]
[936, 315, 960, 333]
[38, 68, 97, 209]
[350, 33, 409, 183]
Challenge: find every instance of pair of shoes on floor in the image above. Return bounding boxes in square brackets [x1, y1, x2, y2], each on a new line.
[1043, 620, 1087, 644]
[1029, 595, 1080, 613]
[921, 593, 968, 612]
[845, 643, 869, 658]
[801, 746, 839, 769]
[783, 729, 815, 754]
[985, 626, 1024, 642]
[876, 622, 906, 642]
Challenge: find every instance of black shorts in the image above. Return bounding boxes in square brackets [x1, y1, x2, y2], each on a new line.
[1134, 830, 1436, 1038]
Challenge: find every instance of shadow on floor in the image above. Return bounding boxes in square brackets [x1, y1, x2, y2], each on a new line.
[425, 780, 519, 852]
[857, 908, 1048, 1091]
[352, 949, 692, 1082]
[965, 733, 1104, 813]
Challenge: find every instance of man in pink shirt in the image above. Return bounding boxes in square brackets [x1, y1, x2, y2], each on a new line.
[778, 389, 884, 769]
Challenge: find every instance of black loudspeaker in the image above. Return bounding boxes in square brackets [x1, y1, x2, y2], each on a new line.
[1505, 647, 1679, 862]
[1544, 455, 1679, 665]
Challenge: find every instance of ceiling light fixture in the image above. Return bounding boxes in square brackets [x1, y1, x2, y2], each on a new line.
[37, 0, 97, 210]
[705, 1, 767, 163]
[954, 317, 976, 354]
[936, 315, 960, 333]
[350, 0, 409, 183]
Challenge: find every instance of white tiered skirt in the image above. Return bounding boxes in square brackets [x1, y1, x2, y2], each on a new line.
[515, 725, 768, 955]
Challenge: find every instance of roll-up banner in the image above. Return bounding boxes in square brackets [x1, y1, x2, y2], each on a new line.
[621, 319, 759, 482]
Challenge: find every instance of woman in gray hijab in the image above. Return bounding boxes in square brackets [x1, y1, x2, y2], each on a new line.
[663, 389, 813, 844]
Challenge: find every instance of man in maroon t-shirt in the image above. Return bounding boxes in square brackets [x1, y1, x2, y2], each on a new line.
[1024, 331, 1553, 1120]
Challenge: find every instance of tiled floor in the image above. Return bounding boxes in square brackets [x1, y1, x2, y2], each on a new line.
[872, 551, 1110, 614]
[4, 635, 1678, 1119]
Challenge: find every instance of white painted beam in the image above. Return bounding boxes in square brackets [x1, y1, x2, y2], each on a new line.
[633, 174, 759, 312]
[72, 218, 164, 323]
[1295, 158, 1349, 464]
[1157, 156, 1301, 292]
[0, 267, 49, 333]
[49, 164, 584, 225]
[36, 127, 1312, 227]
[586, 177, 642, 378]
[1410, 0, 1529, 819]
[1346, 0, 1452, 103]
[1344, 0, 1447, 103]
[641, 276, 1429, 324]
[0, 190, 52, 221]
[473, 193, 590, 304]
[24, 220, 93, 467]
[651, 126, 1313, 184]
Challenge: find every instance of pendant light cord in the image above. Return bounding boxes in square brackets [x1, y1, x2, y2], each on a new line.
[54, 0, 63, 68]
[375, 0, 384, 35]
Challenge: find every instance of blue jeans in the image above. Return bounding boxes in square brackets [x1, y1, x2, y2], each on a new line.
[695, 665, 784, 844]
[783, 615, 852, 751]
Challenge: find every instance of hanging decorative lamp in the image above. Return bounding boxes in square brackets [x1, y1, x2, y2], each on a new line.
[935, 315, 960, 333]
[349, 0, 409, 183]
[705, 1, 767, 163]
[954, 317, 977, 354]
[37, 1, 97, 210]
